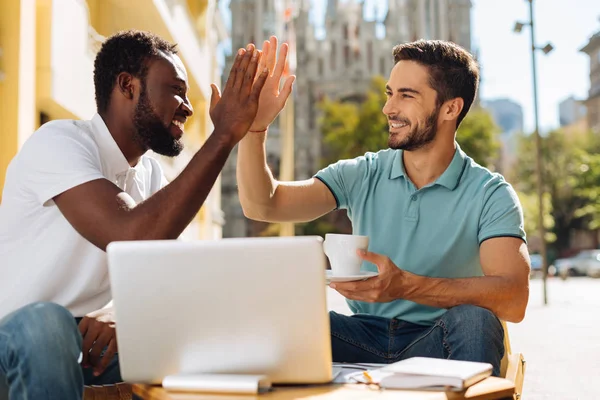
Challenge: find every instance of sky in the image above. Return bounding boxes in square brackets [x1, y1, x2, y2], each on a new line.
[470, 0, 599, 133]
[219, 0, 600, 133]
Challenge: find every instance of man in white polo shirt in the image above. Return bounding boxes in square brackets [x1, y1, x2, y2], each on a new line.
[0, 30, 270, 399]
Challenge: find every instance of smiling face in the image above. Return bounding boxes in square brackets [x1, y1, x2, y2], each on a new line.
[133, 52, 193, 157]
[382, 60, 442, 151]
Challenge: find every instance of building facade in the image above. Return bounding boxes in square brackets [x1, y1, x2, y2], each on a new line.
[0, 0, 227, 239]
[221, 0, 294, 237]
[559, 96, 587, 127]
[482, 98, 524, 134]
[481, 98, 523, 176]
[581, 29, 600, 133]
[221, 0, 473, 237]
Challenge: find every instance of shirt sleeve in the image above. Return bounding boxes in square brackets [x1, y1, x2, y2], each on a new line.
[19, 125, 105, 206]
[478, 177, 527, 244]
[314, 154, 372, 210]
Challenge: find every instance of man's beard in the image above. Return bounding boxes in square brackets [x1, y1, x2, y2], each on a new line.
[388, 107, 439, 151]
[133, 87, 183, 157]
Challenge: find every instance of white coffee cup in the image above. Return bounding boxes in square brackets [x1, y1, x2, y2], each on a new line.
[323, 234, 369, 276]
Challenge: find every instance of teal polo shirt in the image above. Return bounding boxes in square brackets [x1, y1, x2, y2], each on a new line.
[315, 144, 526, 326]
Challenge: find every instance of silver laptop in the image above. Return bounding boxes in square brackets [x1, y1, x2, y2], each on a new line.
[107, 236, 332, 384]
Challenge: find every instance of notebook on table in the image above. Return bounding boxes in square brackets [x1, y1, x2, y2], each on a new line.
[355, 357, 493, 391]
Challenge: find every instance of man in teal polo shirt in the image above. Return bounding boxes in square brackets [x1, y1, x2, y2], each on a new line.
[236, 37, 530, 376]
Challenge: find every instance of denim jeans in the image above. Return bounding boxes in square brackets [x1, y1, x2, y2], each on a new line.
[0, 302, 122, 400]
[330, 304, 505, 376]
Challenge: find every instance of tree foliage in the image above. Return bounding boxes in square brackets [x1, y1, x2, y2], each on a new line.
[456, 108, 500, 168]
[514, 130, 600, 253]
[319, 76, 388, 166]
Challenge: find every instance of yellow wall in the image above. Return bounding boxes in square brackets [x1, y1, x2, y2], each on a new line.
[0, 0, 223, 239]
[0, 1, 20, 201]
[0, 0, 37, 202]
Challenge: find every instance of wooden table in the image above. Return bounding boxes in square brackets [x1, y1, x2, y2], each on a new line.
[133, 377, 515, 400]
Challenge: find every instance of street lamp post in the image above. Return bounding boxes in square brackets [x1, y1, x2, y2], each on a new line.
[514, 0, 553, 305]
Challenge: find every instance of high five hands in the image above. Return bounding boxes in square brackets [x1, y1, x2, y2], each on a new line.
[209, 43, 268, 146]
[250, 36, 296, 133]
[208, 36, 295, 144]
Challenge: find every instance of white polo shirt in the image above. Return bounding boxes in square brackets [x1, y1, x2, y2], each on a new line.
[0, 114, 166, 318]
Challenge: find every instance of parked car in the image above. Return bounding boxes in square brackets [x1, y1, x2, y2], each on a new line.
[529, 254, 556, 278]
[554, 250, 600, 279]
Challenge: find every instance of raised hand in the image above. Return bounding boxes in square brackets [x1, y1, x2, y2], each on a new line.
[209, 44, 269, 146]
[249, 36, 296, 132]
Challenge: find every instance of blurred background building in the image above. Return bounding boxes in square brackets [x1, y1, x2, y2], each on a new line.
[220, 0, 298, 237]
[558, 95, 588, 136]
[0, 0, 228, 239]
[482, 98, 523, 175]
[581, 28, 600, 133]
[559, 96, 587, 127]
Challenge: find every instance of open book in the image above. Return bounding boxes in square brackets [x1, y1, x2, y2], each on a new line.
[364, 357, 493, 390]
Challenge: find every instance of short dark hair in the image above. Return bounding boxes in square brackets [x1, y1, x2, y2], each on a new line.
[93, 30, 178, 113]
[392, 40, 479, 127]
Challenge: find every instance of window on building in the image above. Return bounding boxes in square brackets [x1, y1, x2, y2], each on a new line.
[309, 95, 316, 129]
[344, 45, 350, 66]
[318, 58, 324, 76]
[367, 42, 373, 72]
[380, 57, 386, 75]
[433, 0, 441, 38]
[424, 0, 431, 38]
[331, 42, 337, 70]
[343, 24, 348, 40]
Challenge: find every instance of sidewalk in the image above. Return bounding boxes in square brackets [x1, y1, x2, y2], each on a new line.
[508, 277, 600, 399]
[326, 277, 600, 399]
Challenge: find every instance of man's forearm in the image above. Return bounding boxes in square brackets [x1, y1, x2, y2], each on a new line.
[400, 274, 528, 323]
[236, 132, 278, 219]
[124, 129, 235, 240]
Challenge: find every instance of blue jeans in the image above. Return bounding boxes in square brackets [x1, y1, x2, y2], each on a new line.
[330, 304, 505, 376]
[0, 302, 122, 400]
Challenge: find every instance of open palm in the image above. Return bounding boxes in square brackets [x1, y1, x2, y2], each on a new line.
[250, 36, 296, 132]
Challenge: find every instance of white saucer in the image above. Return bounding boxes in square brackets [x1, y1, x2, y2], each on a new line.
[325, 270, 379, 283]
